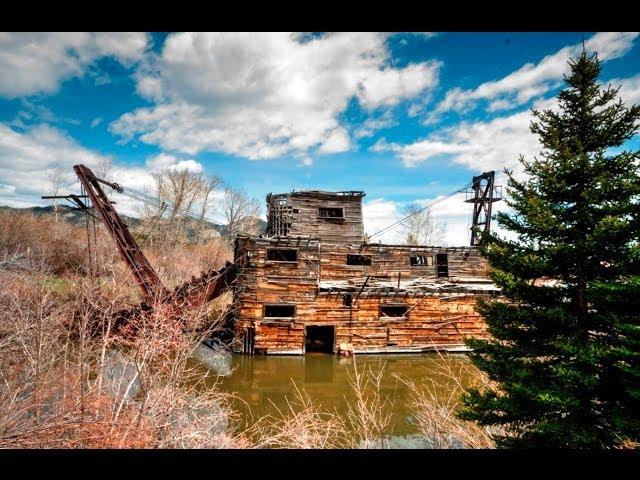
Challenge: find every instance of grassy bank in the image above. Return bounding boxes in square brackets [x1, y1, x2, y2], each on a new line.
[0, 210, 496, 448]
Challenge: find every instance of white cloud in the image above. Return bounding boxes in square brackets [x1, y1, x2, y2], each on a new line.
[173, 159, 203, 173]
[110, 32, 441, 160]
[373, 100, 550, 171]
[298, 156, 313, 167]
[612, 74, 640, 105]
[434, 32, 639, 116]
[375, 69, 640, 172]
[0, 32, 150, 98]
[362, 198, 401, 243]
[0, 123, 157, 217]
[145, 153, 203, 173]
[90, 117, 103, 128]
[145, 152, 176, 171]
[353, 112, 398, 139]
[357, 62, 440, 109]
[0, 123, 111, 202]
[317, 127, 351, 154]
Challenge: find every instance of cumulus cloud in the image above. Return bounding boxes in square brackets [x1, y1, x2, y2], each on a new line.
[433, 32, 639, 117]
[145, 153, 204, 174]
[353, 112, 398, 139]
[0, 123, 111, 203]
[372, 93, 567, 171]
[110, 32, 441, 160]
[0, 32, 150, 98]
[374, 68, 640, 173]
[363, 191, 514, 247]
[0, 123, 188, 217]
[613, 73, 640, 105]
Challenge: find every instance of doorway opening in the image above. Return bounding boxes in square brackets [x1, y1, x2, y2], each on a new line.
[305, 325, 335, 354]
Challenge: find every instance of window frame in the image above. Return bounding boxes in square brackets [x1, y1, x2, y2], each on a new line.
[263, 304, 297, 320]
[265, 248, 299, 264]
[317, 206, 345, 219]
[379, 304, 410, 320]
[346, 254, 372, 266]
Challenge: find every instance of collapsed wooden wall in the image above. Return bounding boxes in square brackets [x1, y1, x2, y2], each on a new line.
[321, 244, 488, 280]
[266, 191, 365, 244]
[232, 235, 495, 354]
[238, 294, 490, 355]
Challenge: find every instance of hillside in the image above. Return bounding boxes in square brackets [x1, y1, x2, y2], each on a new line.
[0, 204, 267, 240]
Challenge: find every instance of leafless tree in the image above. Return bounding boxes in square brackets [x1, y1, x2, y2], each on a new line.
[399, 203, 446, 246]
[222, 186, 261, 242]
[194, 175, 222, 244]
[46, 167, 68, 222]
[93, 157, 114, 182]
[141, 168, 222, 246]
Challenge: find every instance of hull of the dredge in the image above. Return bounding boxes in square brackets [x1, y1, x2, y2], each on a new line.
[231, 189, 500, 356]
[231, 292, 492, 355]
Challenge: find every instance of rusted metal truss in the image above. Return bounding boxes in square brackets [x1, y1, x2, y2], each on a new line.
[66, 164, 238, 329]
[464, 171, 502, 246]
[74, 164, 168, 302]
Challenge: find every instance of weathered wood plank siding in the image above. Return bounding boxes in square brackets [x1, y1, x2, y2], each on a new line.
[319, 244, 489, 280]
[231, 190, 497, 355]
[267, 191, 365, 245]
[233, 236, 495, 354]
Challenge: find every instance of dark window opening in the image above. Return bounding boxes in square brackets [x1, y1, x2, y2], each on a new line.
[292, 208, 299, 213]
[343, 293, 353, 306]
[267, 248, 298, 262]
[318, 207, 344, 219]
[264, 304, 296, 318]
[436, 253, 449, 277]
[410, 255, 428, 266]
[305, 325, 335, 354]
[380, 305, 409, 318]
[347, 254, 372, 266]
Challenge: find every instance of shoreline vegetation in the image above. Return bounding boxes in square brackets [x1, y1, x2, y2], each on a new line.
[0, 209, 497, 449]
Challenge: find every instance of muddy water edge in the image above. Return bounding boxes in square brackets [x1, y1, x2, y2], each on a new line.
[188, 347, 479, 447]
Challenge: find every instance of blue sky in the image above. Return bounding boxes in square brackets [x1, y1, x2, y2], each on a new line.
[1, 32, 639, 245]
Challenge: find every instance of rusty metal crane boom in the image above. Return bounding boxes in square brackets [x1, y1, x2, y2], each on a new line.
[70, 164, 238, 327]
[74, 164, 169, 303]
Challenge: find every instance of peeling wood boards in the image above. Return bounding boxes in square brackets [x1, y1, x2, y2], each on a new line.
[232, 189, 498, 355]
[232, 235, 496, 355]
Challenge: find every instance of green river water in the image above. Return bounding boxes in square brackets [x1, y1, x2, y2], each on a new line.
[190, 346, 476, 447]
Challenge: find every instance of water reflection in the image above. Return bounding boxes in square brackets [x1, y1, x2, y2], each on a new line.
[305, 353, 335, 383]
[189, 347, 473, 439]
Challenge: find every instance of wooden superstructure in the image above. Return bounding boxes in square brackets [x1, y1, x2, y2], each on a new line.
[232, 190, 499, 355]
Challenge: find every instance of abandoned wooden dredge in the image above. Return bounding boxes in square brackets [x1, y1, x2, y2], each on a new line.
[232, 177, 501, 355]
[52, 165, 502, 356]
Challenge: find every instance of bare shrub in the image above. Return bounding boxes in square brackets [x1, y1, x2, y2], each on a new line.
[0, 268, 245, 449]
[344, 359, 397, 448]
[145, 237, 233, 289]
[395, 351, 500, 449]
[245, 383, 349, 449]
[0, 210, 86, 275]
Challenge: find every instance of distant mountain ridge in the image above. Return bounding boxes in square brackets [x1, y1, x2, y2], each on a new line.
[0, 204, 267, 239]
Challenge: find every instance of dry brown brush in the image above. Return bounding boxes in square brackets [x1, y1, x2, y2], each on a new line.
[395, 351, 501, 449]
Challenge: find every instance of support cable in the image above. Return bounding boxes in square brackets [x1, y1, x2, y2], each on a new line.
[367, 181, 474, 241]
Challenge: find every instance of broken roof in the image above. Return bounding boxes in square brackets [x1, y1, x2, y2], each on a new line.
[267, 190, 366, 201]
[318, 276, 500, 296]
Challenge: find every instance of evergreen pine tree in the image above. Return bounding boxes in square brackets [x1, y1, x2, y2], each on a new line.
[459, 50, 640, 448]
